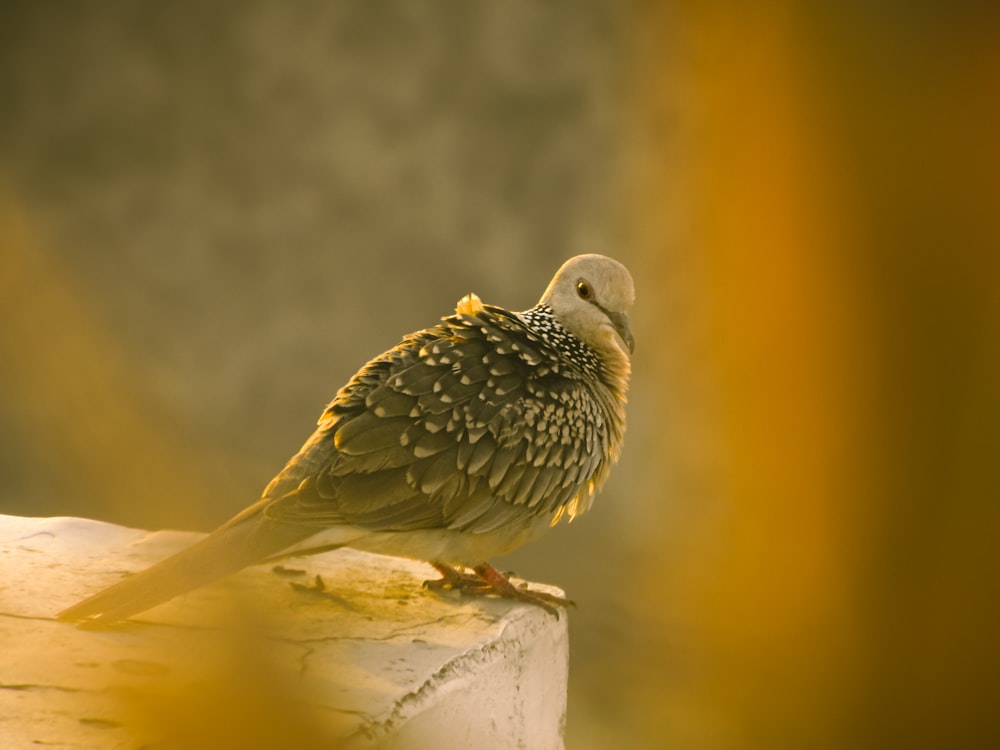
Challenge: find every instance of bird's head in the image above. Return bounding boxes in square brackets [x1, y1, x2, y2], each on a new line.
[539, 254, 635, 361]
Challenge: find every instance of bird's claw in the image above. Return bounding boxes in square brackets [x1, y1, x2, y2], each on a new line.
[424, 561, 572, 618]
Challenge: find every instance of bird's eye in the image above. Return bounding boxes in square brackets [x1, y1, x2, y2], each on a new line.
[576, 281, 592, 300]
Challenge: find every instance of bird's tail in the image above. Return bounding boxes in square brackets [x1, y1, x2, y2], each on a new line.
[57, 517, 312, 627]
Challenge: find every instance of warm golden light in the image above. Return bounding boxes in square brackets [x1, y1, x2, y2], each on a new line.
[626, 2, 1000, 748]
[2, 2, 998, 747]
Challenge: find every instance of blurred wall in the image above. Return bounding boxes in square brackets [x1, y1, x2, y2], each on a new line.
[0, 1, 627, 530]
[3, 2, 999, 749]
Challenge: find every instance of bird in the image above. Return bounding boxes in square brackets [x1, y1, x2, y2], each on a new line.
[57, 254, 635, 626]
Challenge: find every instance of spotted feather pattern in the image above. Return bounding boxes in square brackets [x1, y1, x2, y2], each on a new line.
[260, 301, 625, 535]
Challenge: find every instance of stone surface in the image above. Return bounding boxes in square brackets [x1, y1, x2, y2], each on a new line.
[0, 514, 568, 749]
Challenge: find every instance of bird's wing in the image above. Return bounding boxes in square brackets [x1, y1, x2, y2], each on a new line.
[261, 307, 606, 534]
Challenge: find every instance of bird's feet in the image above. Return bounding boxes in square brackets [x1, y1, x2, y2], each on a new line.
[424, 561, 572, 617]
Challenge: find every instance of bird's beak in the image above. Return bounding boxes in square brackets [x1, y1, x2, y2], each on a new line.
[608, 311, 634, 354]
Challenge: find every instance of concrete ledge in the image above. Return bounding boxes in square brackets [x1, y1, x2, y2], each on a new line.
[0, 514, 568, 749]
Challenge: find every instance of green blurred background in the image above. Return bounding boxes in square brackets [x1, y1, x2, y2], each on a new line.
[2, 2, 999, 748]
